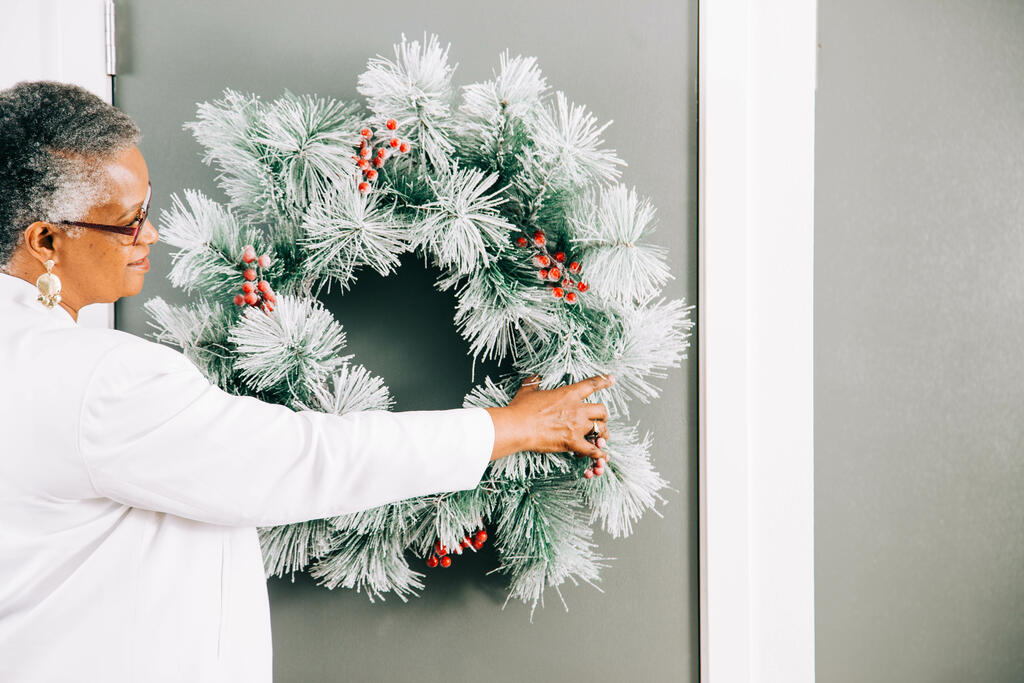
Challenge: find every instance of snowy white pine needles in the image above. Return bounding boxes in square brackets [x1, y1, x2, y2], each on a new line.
[357, 32, 457, 171]
[228, 294, 352, 396]
[412, 164, 514, 274]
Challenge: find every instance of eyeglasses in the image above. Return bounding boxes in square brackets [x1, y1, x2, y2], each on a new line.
[56, 182, 152, 246]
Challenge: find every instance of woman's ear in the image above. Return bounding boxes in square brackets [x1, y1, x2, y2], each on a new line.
[21, 221, 58, 264]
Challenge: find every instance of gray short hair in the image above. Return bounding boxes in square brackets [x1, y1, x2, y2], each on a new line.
[0, 81, 141, 271]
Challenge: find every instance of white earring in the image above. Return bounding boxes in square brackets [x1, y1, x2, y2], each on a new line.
[36, 259, 62, 308]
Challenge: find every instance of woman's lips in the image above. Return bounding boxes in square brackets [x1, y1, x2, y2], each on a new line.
[128, 256, 150, 271]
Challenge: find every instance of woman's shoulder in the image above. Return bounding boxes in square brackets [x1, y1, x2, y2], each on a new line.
[34, 325, 196, 390]
[69, 327, 192, 370]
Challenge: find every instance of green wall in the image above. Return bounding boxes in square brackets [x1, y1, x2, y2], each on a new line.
[816, 1, 1024, 680]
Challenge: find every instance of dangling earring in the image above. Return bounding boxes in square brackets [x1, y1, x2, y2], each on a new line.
[36, 259, 62, 309]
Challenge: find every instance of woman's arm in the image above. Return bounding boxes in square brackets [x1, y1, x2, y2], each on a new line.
[77, 338, 496, 527]
[78, 334, 612, 528]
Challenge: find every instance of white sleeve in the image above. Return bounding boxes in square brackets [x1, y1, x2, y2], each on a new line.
[76, 338, 495, 527]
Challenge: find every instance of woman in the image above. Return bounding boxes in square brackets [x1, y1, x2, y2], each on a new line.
[0, 81, 612, 682]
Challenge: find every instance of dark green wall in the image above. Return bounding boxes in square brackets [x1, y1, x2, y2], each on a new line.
[113, 1, 697, 681]
[816, 2, 1024, 680]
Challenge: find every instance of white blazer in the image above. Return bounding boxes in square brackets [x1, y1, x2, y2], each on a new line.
[0, 272, 495, 682]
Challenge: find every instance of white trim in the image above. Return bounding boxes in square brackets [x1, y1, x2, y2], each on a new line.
[698, 1, 816, 681]
[0, 0, 115, 330]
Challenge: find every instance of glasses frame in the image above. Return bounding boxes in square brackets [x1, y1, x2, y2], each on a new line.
[56, 181, 152, 246]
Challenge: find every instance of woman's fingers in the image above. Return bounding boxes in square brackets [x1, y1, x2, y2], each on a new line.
[573, 419, 611, 459]
[518, 374, 542, 392]
[585, 402, 610, 423]
[572, 435, 605, 461]
[512, 371, 614, 461]
[567, 373, 615, 400]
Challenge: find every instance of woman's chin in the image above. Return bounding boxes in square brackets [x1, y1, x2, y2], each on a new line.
[122, 274, 146, 296]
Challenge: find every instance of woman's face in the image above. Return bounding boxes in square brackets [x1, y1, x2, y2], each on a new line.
[45, 144, 159, 308]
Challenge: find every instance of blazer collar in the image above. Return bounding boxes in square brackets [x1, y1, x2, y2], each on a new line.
[0, 272, 78, 326]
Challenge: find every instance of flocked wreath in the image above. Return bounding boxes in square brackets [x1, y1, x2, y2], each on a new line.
[142, 34, 694, 619]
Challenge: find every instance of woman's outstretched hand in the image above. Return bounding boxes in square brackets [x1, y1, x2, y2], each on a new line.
[484, 373, 614, 463]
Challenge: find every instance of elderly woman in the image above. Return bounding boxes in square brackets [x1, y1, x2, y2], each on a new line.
[0, 81, 612, 682]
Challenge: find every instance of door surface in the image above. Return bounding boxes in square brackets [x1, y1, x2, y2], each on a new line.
[112, 1, 698, 681]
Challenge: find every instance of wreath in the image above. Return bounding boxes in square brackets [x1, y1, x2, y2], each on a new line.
[143, 33, 694, 619]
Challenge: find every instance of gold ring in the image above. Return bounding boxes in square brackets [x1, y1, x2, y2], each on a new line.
[589, 420, 600, 438]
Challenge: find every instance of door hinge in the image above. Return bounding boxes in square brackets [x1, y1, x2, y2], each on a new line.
[104, 0, 116, 76]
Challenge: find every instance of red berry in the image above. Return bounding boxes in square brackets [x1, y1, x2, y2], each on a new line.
[398, 142, 409, 153]
[358, 181, 369, 193]
[242, 245, 256, 263]
[539, 269, 549, 279]
[257, 280, 271, 294]
[426, 555, 439, 568]
[233, 294, 245, 306]
[554, 251, 566, 262]
[242, 281, 256, 293]
[584, 469, 595, 479]
[516, 236, 528, 247]
[552, 287, 565, 298]
[434, 541, 448, 556]
[577, 282, 589, 292]
[474, 530, 487, 543]
[386, 118, 397, 130]
[244, 292, 259, 305]
[548, 267, 561, 280]
[376, 148, 387, 158]
[265, 292, 277, 303]
[472, 540, 484, 550]
[562, 278, 573, 288]
[463, 535, 472, 545]
[357, 158, 369, 169]
[389, 137, 400, 148]
[565, 291, 578, 304]
[243, 269, 256, 281]
[569, 261, 581, 273]
[257, 254, 271, 268]
[372, 158, 383, 168]
[360, 128, 372, 138]
[532, 254, 550, 267]
[359, 147, 371, 159]
[439, 555, 452, 568]
[365, 168, 378, 181]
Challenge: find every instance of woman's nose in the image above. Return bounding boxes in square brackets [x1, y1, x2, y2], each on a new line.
[140, 217, 159, 245]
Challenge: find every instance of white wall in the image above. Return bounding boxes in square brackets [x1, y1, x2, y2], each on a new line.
[0, 0, 114, 329]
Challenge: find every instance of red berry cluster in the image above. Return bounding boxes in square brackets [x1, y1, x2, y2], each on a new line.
[425, 527, 489, 568]
[583, 454, 607, 479]
[514, 230, 590, 304]
[232, 245, 277, 314]
[352, 118, 411, 194]
[582, 429, 608, 478]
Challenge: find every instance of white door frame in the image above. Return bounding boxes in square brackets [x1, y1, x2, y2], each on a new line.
[0, 0, 115, 330]
[698, 1, 816, 681]
[2, 1, 818, 675]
